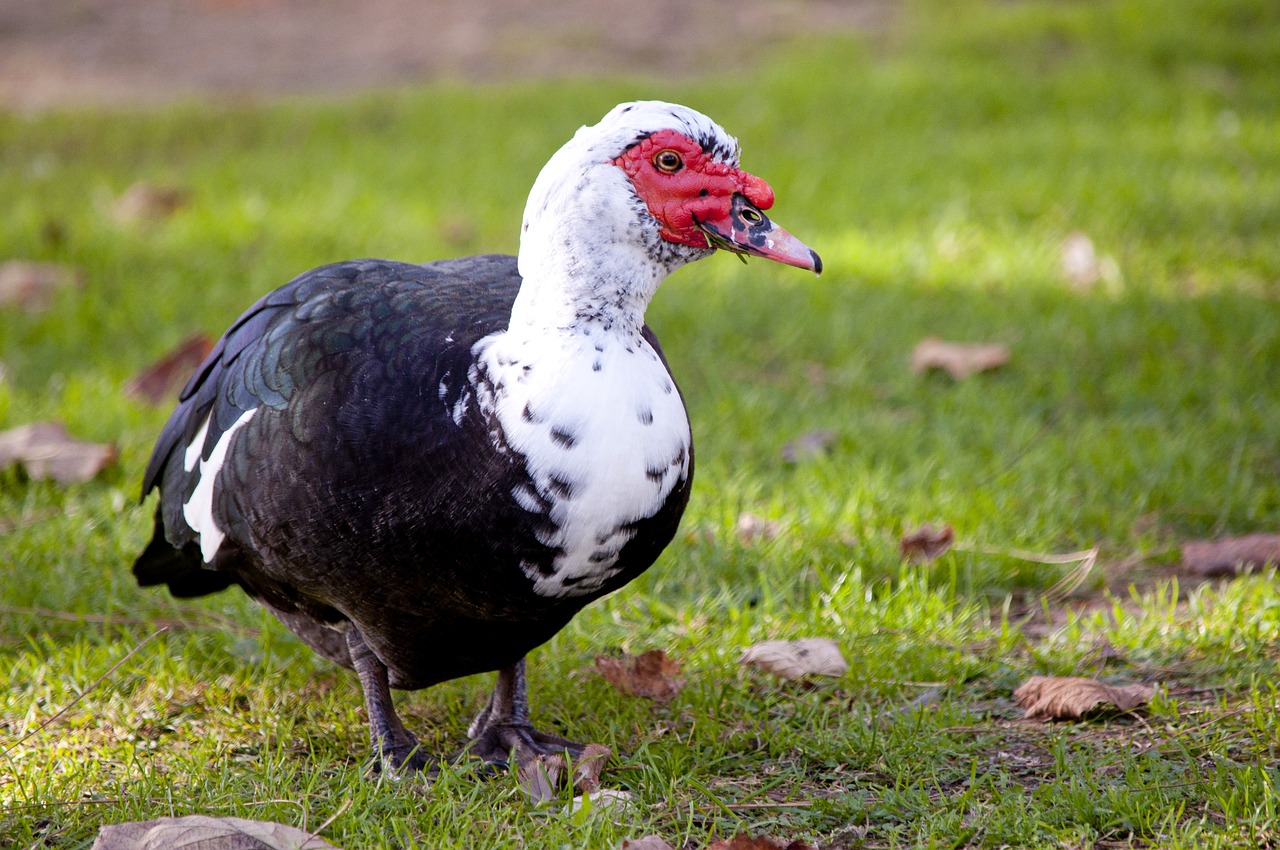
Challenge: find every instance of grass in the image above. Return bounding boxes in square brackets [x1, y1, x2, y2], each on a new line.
[3, 0, 1280, 846]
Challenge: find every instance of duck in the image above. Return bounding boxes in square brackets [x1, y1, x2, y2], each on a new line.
[133, 100, 821, 772]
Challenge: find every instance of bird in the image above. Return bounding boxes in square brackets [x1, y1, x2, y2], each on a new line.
[133, 100, 821, 773]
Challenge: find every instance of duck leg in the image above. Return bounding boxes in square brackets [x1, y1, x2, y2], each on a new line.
[463, 657, 582, 769]
[347, 627, 429, 773]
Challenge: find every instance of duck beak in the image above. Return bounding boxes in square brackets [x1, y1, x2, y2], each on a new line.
[696, 194, 822, 275]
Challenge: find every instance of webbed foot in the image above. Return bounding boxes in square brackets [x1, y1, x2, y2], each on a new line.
[459, 657, 582, 770]
[460, 720, 583, 770]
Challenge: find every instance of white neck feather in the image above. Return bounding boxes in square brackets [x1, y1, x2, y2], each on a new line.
[512, 163, 669, 339]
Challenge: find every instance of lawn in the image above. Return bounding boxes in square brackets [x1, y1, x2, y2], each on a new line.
[3, 0, 1280, 847]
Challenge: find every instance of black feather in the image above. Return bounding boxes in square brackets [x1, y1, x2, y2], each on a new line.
[133, 253, 692, 689]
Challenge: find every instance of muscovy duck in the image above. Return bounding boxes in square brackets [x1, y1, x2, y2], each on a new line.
[133, 100, 821, 772]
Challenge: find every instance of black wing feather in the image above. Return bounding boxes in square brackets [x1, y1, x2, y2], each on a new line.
[135, 255, 522, 588]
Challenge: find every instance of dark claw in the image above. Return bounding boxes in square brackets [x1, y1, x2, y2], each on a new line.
[460, 721, 584, 770]
[367, 733, 434, 776]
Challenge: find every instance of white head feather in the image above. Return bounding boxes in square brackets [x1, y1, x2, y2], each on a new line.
[512, 101, 742, 336]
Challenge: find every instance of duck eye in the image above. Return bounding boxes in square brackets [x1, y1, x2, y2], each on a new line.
[653, 150, 683, 173]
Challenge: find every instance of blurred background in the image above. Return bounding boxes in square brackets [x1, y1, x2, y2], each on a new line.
[0, 0, 892, 109]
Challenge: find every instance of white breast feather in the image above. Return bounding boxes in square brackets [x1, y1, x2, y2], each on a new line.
[476, 331, 690, 597]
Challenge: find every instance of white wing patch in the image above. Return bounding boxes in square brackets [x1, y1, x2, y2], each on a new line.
[182, 408, 257, 562]
[183, 416, 210, 472]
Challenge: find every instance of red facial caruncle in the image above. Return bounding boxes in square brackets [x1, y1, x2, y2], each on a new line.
[613, 128, 821, 274]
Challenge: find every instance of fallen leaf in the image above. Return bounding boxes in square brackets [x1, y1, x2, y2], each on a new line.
[1181, 534, 1280, 577]
[518, 752, 564, 804]
[739, 638, 848, 681]
[114, 181, 189, 223]
[0, 422, 116, 484]
[737, 511, 784, 543]
[707, 835, 816, 850]
[0, 260, 82, 311]
[909, 337, 1010, 380]
[617, 838, 676, 850]
[571, 743, 612, 794]
[595, 650, 684, 702]
[1060, 231, 1120, 291]
[569, 788, 634, 816]
[781, 429, 836, 464]
[125, 334, 215, 404]
[90, 815, 340, 850]
[900, 523, 954, 564]
[1013, 675, 1154, 721]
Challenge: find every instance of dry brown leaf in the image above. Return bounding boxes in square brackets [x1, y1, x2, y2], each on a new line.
[0, 422, 116, 484]
[909, 337, 1010, 380]
[126, 334, 216, 404]
[900, 523, 954, 564]
[571, 742, 612, 794]
[739, 638, 848, 681]
[1013, 675, 1154, 721]
[1181, 534, 1280, 577]
[618, 838, 676, 850]
[707, 835, 816, 850]
[114, 181, 189, 223]
[0, 260, 83, 311]
[518, 752, 565, 804]
[90, 815, 340, 850]
[736, 511, 783, 543]
[781, 429, 836, 464]
[595, 650, 684, 702]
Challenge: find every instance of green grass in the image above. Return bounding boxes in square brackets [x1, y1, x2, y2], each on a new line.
[3, 0, 1280, 846]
